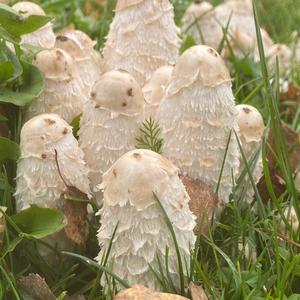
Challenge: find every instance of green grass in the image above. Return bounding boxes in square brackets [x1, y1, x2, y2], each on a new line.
[0, 0, 300, 299]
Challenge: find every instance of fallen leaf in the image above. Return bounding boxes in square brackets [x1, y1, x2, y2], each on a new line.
[180, 175, 221, 235]
[189, 282, 209, 300]
[18, 273, 55, 300]
[63, 200, 88, 249]
[114, 285, 189, 299]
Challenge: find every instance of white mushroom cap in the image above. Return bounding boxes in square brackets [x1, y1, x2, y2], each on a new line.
[12, 1, 46, 17]
[143, 65, 173, 110]
[100, 149, 178, 210]
[33, 48, 76, 81]
[91, 70, 144, 115]
[267, 44, 292, 73]
[236, 104, 265, 144]
[182, 1, 213, 25]
[20, 114, 72, 158]
[281, 205, 299, 234]
[168, 45, 231, 95]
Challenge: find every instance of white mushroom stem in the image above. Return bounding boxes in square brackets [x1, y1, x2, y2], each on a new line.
[142, 65, 173, 118]
[12, 1, 55, 49]
[97, 149, 196, 290]
[78, 70, 145, 203]
[235, 104, 265, 205]
[157, 45, 240, 203]
[55, 29, 103, 95]
[103, 0, 181, 86]
[25, 48, 87, 123]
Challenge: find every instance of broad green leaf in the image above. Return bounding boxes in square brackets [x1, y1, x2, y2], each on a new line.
[71, 113, 82, 139]
[0, 61, 44, 106]
[0, 26, 20, 44]
[0, 60, 14, 83]
[0, 4, 52, 37]
[0, 137, 20, 162]
[0, 236, 23, 259]
[11, 205, 65, 239]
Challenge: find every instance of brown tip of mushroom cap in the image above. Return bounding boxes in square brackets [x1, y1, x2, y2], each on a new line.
[100, 149, 179, 210]
[180, 175, 221, 235]
[236, 104, 265, 143]
[114, 284, 190, 299]
[33, 48, 76, 81]
[12, 1, 46, 17]
[20, 114, 72, 157]
[168, 45, 231, 95]
[143, 65, 173, 105]
[90, 70, 144, 115]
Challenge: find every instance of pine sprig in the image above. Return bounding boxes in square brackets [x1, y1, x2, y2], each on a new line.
[136, 117, 163, 154]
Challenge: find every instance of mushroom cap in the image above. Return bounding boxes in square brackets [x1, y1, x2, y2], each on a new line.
[33, 48, 76, 81]
[91, 70, 144, 115]
[55, 29, 96, 58]
[267, 44, 292, 71]
[116, 0, 170, 11]
[236, 104, 265, 143]
[114, 285, 189, 299]
[143, 65, 173, 106]
[12, 1, 46, 17]
[20, 114, 72, 157]
[168, 45, 231, 95]
[182, 1, 213, 23]
[100, 149, 179, 210]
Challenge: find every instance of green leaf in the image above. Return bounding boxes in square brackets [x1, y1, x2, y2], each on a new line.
[0, 4, 52, 37]
[0, 61, 44, 106]
[71, 113, 82, 139]
[0, 26, 20, 44]
[0, 137, 20, 162]
[11, 205, 66, 239]
[180, 35, 196, 54]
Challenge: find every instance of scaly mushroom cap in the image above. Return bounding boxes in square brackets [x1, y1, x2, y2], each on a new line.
[12, 2, 55, 49]
[168, 45, 231, 95]
[97, 149, 196, 289]
[182, 1, 213, 25]
[16, 113, 91, 211]
[12, 1, 46, 17]
[101, 149, 178, 210]
[91, 70, 144, 115]
[236, 104, 265, 143]
[143, 65, 173, 109]
[103, 0, 181, 86]
[33, 48, 76, 81]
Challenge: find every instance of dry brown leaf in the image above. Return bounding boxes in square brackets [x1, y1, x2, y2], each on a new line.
[188, 282, 209, 300]
[63, 200, 88, 248]
[180, 175, 221, 235]
[18, 273, 55, 300]
[114, 285, 189, 300]
[258, 123, 300, 203]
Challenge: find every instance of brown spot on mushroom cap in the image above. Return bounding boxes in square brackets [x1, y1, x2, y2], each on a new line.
[44, 118, 56, 125]
[90, 92, 96, 99]
[127, 88, 133, 96]
[132, 152, 141, 160]
[41, 153, 47, 159]
[62, 128, 68, 135]
[243, 107, 251, 114]
[180, 175, 221, 235]
[56, 35, 68, 42]
[112, 169, 117, 177]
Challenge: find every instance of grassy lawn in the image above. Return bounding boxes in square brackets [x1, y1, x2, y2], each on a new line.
[0, 0, 299, 299]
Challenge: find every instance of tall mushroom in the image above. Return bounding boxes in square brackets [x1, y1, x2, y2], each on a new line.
[12, 1, 55, 49]
[25, 48, 87, 123]
[102, 0, 181, 86]
[142, 65, 173, 118]
[157, 45, 240, 203]
[97, 149, 196, 290]
[235, 104, 265, 205]
[15, 113, 91, 211]
[78, 70, 144, 202]
[55, 29, 103, 95]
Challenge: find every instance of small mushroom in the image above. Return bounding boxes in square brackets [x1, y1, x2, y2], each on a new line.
[12, 1, 55, 49]
[78, 70, 145, 203]
[25, 48, 87, 123]
[114, 285, 189, 299]
[103, 0, 181, 86]
[235, 104, 265, 205]
[142, 65, 173, 117]
[15, 113, 91, 211]
[157, 45, 240, 203]
[55, 29, 103, 95]
[97, 149, 196, 290]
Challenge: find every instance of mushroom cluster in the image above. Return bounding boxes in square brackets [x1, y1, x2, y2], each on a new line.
[97, 149, 196, 290]
[78, 70, 144, 202]
[157, 45, 240, 203]
[12, 1, 55, 49]
[103, 0, 181, 86]
[25, 48, 88, 123]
